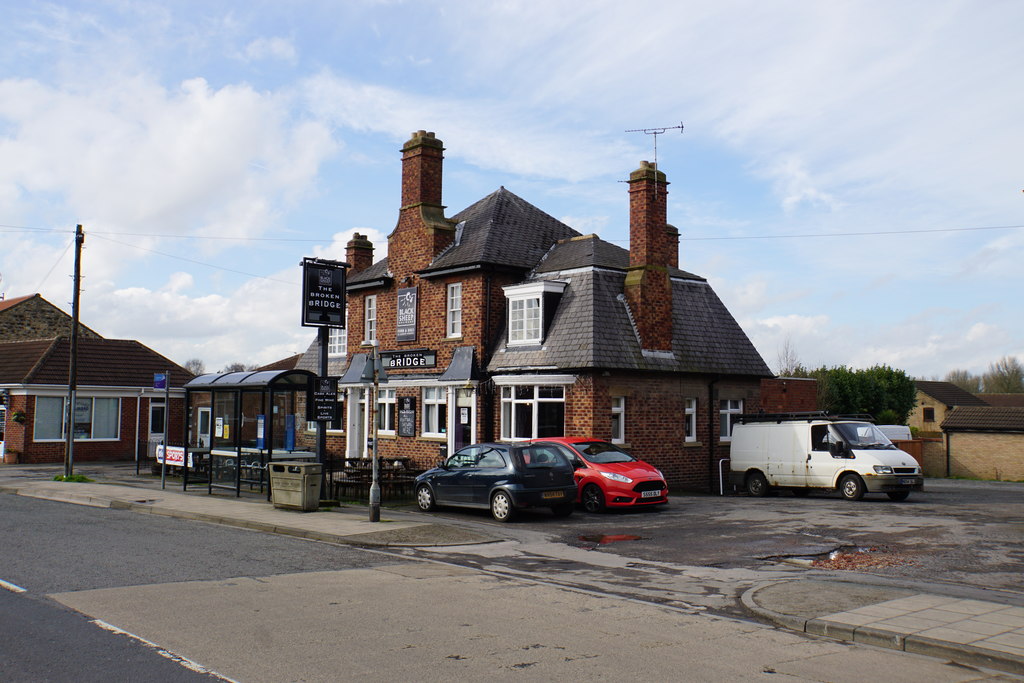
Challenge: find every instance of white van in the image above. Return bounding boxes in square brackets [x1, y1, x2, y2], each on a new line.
[728, 413, 923, 501]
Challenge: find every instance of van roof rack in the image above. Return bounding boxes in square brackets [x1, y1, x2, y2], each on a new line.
[737, 411, 876, 424]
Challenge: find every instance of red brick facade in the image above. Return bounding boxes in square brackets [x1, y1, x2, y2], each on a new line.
[326, 131, 775, 492]
[759, 377, 818, 413]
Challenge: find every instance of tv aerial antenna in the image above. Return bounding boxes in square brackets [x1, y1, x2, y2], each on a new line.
[625, 122, 683, 195]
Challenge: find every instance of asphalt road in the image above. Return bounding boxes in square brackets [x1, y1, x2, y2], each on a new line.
[398, 478, 1024, 618]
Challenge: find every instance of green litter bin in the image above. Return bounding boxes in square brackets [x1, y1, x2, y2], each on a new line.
[269, 461, 322, 511]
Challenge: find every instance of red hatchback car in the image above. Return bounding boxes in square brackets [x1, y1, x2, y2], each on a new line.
[532, 438, 668, 512]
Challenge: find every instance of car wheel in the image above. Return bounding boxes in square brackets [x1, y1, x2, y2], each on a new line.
[551, 503, 574, 518]
[490, 490, 516, 523]
[887, 490, 910, 501]
[581, 484, 606, 513]
[745, 471, 769, 497]
[839, 473, 865, 501]
[416, 484, 436, 512]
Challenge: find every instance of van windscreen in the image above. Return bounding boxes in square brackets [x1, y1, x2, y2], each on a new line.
[834, 422, 897, 449]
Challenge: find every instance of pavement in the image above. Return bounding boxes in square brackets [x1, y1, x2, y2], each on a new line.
[2, 462, 1023, 678]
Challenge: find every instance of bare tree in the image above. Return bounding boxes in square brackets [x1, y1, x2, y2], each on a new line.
[982, 356, 1024, 393]
[183, 358, 205, 376]
[220, 361, 259, 373]
[775, 336, 808, 377]
[944, 368, 982, 393]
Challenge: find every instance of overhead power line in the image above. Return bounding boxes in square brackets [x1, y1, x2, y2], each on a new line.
[678, 224, 1024, 242]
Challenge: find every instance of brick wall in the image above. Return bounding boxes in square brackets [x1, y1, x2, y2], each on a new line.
[946, 432, 1024, 481]
[759, 377, 817, 412]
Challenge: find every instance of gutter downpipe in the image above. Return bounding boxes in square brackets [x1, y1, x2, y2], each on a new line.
[708, 376, 720, 495]
[135, 389, 142, 475]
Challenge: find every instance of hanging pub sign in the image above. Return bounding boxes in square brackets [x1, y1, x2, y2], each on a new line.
[301, 257, 347, 327]
[396, 287, 418, 341]
[380, 349, 436, 370]
[309, 376, 340, 422]
[398, 396, 416, 437]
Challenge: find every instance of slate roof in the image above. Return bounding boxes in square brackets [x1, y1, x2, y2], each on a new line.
[535, 234, 705, 281]
[350, 187, 582, 286]
[941, 406, 1024, 431]
[487, 267, 771, 377]
[0, 337, 192, 387]
[915, 380, 988, 407]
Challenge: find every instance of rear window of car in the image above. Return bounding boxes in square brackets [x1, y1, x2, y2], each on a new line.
[518, 445, 571, 468]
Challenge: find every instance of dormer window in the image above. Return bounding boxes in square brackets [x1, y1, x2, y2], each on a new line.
[503, 280, 567, 346]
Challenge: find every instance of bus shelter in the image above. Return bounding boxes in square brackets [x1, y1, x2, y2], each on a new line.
[183, 369, 317, 497]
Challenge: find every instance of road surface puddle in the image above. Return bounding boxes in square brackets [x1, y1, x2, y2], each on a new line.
[578, 534, 645, 545]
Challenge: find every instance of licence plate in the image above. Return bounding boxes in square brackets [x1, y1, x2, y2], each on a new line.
[641, 489, 662, 498]
[900, 478, 917, 485]
[542, 491, 564, 499]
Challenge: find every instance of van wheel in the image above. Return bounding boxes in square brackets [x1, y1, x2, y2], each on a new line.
[839, 474, 865, 501]
[887, 490, 910, 501]
[746, 472, 769, 497]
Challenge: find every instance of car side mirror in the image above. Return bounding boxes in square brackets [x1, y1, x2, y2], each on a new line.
[829, 441, 847, 458]
[437, 459, 448, 469]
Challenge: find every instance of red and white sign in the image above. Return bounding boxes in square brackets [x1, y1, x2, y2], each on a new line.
[155, 445, 188, 467]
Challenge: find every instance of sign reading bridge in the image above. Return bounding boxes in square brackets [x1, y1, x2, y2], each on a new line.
[380, 349, 436, 370]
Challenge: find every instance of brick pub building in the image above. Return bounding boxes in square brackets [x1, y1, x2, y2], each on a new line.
[316, 130, 777, 492]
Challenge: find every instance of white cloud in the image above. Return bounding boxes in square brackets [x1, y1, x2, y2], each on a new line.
[242, 36, 297, 64]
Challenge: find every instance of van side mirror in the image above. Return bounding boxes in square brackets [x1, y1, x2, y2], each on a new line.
[829, 441, 848, 458]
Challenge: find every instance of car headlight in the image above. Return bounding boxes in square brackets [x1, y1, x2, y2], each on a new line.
[601, 471, 633, 483]
[873, 465, 894, 474]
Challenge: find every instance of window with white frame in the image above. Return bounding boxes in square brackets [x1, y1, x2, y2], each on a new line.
[500, 385, 565, 440]
[376, 388, 396, 434]
[327, 326, 347, 357]
[422, 386, 447, 437]
[34, 396, 65, 441]
[503, 281, 566, 346]
[150, 400, 165, 436]
[610, 396, 625, 443]
[364, 295, 377, 342]
[34, 396, 120, 441]
[684, 398, 696, 442]
[719, 399, 743, 440]
[446, 282, 462, 338]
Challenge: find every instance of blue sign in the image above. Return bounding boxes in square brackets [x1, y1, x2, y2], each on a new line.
[153, 373, 167, 389]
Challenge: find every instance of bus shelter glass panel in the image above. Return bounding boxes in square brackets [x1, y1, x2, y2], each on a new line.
[271, 390, 301, 451]
[239, 390, 267, 490]
[211, 392, 238, 488]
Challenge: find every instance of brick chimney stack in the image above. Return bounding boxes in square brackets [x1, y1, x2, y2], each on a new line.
[625, 161, 674, 351]
[389, 130, 455, 276]
[346, 233, 374, 273]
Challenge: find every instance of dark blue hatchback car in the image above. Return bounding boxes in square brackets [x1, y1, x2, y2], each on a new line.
[414, 442, 577, 522]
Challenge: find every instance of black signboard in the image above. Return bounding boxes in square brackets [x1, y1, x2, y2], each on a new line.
[396, 287, 418, 342]
[398, 396, 416, 437]
[380, 349, 436, 370]
[309, 376, 339, 422]
[301, 257, 347, 327]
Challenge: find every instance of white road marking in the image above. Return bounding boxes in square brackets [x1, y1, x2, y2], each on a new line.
[0, 578, 27, 593]
[90, 619, 239, 682]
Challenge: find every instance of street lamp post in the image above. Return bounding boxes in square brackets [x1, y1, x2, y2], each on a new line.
[369, 340, 381, 522]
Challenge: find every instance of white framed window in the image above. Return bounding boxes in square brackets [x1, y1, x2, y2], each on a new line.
[364, 295, 377, 342]
[446, 282, 462, 338]
[503, 280, 567, 346]
[422, 386, 447, 437]
[376, 388, 396, 434]
[684, 398, 696, 442]
[150, 400, 166, 436]
[35, 396, 120, 441]
[509, 298, 540, 344]
[719, 399, 743, 440]
[610, 396, 625, 444]
[34, 396, 65, 441]
[500, 385, 565, 440]
[328, 326, 347, 357]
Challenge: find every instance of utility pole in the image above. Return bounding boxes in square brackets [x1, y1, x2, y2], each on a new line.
[64, 224, 84, 478]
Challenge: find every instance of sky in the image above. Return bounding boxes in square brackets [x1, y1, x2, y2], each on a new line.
[1, 0, 1021, 378]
